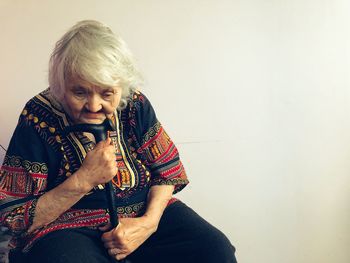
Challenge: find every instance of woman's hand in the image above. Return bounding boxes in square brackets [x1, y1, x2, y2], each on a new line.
[76, 137, 117, 192]
[100, 185, 174, 260]
[100, 217, 157, 261]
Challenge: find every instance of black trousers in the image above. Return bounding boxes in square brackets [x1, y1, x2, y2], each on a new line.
[21, 201, 237, 263]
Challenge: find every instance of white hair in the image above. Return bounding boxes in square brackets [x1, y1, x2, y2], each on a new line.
[48, 20, 143, 109]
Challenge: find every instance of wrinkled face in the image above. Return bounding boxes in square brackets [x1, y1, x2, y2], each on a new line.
[62, 78, 122, 124]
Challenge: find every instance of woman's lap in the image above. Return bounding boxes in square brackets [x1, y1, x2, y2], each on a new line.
[26, 228, 114, 263]
[25, 201, 237, 263]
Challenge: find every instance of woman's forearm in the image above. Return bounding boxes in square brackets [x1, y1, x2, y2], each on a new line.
[30, 182, 174, 233]
[29, 138, 117, 233]
[143, 185, 175, 230]
[28, 169, 93, 232]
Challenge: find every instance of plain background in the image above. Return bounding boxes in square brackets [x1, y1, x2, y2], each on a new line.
[0, 1, 350, 263]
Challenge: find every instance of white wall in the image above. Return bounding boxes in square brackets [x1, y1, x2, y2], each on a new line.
[1, 1, 350, 263]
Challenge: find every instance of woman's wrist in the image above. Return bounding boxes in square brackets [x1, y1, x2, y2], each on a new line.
[141, 185, 175, 232]
[140, 213, 160, 233]
[73, 168, 94, 194]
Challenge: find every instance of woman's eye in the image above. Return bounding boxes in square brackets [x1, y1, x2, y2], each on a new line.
[103, 92, 114, 99]
[71, 89, 87, 100]
[74, 91, 85, 97]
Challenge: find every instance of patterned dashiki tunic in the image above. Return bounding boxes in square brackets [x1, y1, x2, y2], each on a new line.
[0, 88, 188, 252]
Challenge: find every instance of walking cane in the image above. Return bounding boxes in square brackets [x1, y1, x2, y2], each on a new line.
[63, 118, 129, 262]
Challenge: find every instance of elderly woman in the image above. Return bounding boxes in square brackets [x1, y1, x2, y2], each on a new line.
[0, 20, 237, 263]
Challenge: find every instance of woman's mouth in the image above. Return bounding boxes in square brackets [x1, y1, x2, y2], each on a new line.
[81, 111, 107, 123]
[84, 112, 104, 118]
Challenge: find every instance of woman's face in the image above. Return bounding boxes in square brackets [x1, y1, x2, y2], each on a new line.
[62, 78, 122, 124]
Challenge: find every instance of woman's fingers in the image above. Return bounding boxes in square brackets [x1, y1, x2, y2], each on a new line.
[94, 137, 111, 149]
[116, 253, 128, 260]
[101, 224, 123, 243]
[80, 136, 117, 186]
[108, 247, 129, 260]
[108, 247, 123, 256]
[98, 222, 112, 232]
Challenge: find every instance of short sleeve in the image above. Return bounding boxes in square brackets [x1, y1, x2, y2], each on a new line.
[0, 109, 49, 236]
[131, 92, 189, 194]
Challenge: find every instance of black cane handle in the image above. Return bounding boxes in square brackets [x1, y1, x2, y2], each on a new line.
[62, 119, 114, 142]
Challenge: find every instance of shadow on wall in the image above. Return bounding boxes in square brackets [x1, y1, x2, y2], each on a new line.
[0, 144, 7, 165]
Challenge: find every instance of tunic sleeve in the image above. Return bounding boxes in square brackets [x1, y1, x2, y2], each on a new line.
[0, 110, 48, 236]
[132, 92, 189, 194]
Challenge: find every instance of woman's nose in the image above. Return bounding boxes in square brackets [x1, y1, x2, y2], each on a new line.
[85, 95, 102, 112]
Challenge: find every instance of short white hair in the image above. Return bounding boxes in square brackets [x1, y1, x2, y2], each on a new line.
[48, 20, 143, 109]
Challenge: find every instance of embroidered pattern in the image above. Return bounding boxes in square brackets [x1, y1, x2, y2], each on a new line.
[116, 201, 146, 216]
[0, 156, 47, 197]
[109, 113, 136, 189]
[139, 123, 188, 192]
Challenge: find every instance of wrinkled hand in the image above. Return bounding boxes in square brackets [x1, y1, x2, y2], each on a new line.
[100, 217, 157, 261]
[77, 137, 117, 190]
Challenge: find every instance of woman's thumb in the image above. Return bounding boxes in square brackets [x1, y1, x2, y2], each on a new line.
[95, 137, 112, 149]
